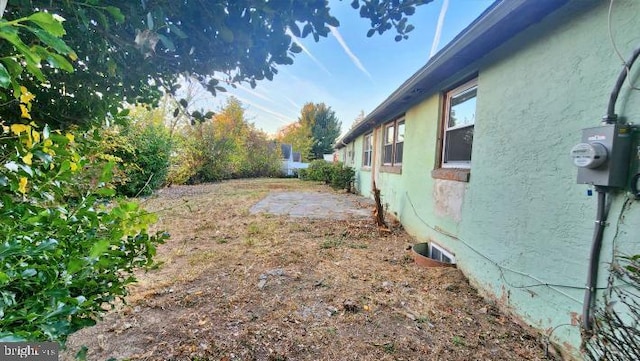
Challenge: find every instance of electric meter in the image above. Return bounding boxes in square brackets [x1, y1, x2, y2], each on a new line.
[571, 123, 631, 187]
[570, 142, 608, 168]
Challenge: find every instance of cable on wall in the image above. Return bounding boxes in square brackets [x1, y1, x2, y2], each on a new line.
[605, 0, 640, 123]
[404, 191, 588, 304]
[580, 3, 640, 330]
[607, 0, 640, 92]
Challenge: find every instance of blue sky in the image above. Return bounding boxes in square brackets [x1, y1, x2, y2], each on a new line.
[194, 0, 494, 136]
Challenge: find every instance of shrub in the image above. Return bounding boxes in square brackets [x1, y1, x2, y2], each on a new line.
[306, 159, 333, 183]
[168, 119, 282, 185]
[175, 121, 235, 184]
[585, 254, 640, 360]
[166, 134, 204, 185]
[330, 163, 355, 191]
[301, 160, 353, 191]
[238, 131, 282, 178]
[0, 123, 167, 344]
[114, 116, 172, 197]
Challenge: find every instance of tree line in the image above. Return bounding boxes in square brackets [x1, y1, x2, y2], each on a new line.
[0, 0, 429, 349]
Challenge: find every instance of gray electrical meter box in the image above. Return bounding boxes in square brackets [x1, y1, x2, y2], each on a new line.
[570, 123, 631, 188]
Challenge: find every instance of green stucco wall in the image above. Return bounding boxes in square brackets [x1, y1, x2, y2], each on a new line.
[348, 1, 640, 356]
[461, 1, 640, 352]
[370, 94, 467, 241]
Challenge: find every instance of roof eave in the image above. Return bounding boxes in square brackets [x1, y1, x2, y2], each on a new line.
[336, 0, 569, 148]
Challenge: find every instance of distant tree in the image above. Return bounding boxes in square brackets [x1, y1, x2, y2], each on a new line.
[242, 128, 282, 178]
[278, 102, 341, 160]
[310, 103, 342, 159]
[277, 122, 313, 162]
[213, 96, 251, 177]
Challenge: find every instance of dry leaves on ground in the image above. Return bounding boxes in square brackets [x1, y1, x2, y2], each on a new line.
[63, 179, 552, 361]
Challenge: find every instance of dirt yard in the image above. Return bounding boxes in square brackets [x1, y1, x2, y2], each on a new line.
[63, 179, 552, 360]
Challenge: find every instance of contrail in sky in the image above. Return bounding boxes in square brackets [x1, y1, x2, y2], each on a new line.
[430, 0, 449, 58]
[236, 83, 275, 103]
[329, 26, 372, 79]
[282, 94, 301, 110]
[286, 28, 333, 76]
[222, 93, 292, 124]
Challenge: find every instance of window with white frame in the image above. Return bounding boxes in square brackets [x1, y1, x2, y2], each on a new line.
[382, 118, 404, 167]
[395, 121, 405, 165]
[348, 143, 355, 165]
[383, 123, 394, 165]
[362, 133, 372, 167]
[442, 79, 477, 168]
[430, 243, 456, 264]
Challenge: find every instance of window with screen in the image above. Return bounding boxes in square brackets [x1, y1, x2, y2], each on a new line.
[363, 133, 372, 167]
[382, 117, 404, 168]
[442, 79, 477, 168]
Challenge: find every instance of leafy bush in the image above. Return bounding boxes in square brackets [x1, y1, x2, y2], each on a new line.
[238, 131, 282, 178]
[114, 113, 173, 197]
[166, 134, 204, 185]
[301, 160, 353, 191]
[305, 159, 333, 183]
[167, 100, 282, 185]
[330, 163, 355, 191]
[0, 122, 167, 344]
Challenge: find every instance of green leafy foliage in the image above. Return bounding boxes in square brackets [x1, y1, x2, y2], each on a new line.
[277, 102, 341, 161]
[0, 10, 76, 101]
[310, 103, 342, 159]
[304, 160, 334, 183]
[1, 1, 429, 128]
[113, 109, 173, 197]
[277, 122, 313, 162]
[0, 122, 167, 344]
[166, 132, 205, 185]
[301, 160, 353, 190]
[241, 129, 283, 178]
[352, 0, 432, 41]
[330, 163, 355, 191]
[167, 97, 281, 185]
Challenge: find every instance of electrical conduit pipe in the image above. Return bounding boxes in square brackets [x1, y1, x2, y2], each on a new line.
[582, 188, 607, 331]
[582, 44, 640, 332]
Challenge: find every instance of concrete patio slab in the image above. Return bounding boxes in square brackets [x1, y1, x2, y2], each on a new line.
[249, 191, 373, 220]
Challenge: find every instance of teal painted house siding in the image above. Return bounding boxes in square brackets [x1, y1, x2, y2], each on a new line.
[343, 1, 640, 356]
[459, 2, 640, 351]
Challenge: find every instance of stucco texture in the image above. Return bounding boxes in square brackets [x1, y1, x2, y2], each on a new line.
[347, 0, 640, 356]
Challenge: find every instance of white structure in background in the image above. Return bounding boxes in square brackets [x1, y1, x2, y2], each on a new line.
[281, 144, 308, 176]
[323, 153, 335, 162]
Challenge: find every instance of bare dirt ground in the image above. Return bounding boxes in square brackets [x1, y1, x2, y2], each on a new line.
[63, 178, 552, 361]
